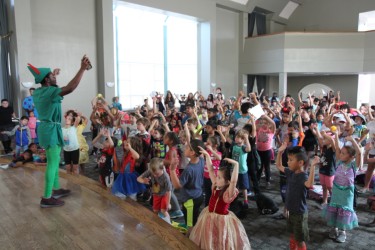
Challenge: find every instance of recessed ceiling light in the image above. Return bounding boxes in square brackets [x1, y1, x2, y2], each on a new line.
[279, 1, 299, 19]
[229, 0, 248, 5]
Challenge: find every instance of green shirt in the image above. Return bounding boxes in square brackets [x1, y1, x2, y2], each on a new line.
[33, 86, 64, 148]
[232, 144, 248, 174]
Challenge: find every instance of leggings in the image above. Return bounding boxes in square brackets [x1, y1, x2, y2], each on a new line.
[257, 149, 272, 182]
[247, 159, 260, 194]
[44, 145, 61, 198]
[182, 195, 204, 227]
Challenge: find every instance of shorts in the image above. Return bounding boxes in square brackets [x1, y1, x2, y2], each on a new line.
[63, 149, 80, 165]
[153, 194, 169, 211]
[287, 212, 309, 243]
[238, 173, 250, 190]
[319, 174, 334, 189]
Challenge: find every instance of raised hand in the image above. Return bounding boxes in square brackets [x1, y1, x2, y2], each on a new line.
[279, 141, 288, 153]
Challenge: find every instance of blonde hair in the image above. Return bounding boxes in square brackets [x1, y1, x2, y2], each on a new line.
[149, 158, 164, 173]
[236, 129, 248, 140]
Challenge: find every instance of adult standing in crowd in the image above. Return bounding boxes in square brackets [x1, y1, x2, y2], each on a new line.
[0, 99, 16, 154]
[22, 87, 39, 118]
[28, 55, 91, 208]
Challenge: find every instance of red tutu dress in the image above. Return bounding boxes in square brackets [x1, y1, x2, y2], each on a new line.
[189, 188, 251, 250]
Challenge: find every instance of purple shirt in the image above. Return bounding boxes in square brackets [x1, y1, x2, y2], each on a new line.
[333, 161, 356, 187]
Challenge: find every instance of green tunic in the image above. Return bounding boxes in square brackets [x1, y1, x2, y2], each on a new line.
[33, 86, 64, 148]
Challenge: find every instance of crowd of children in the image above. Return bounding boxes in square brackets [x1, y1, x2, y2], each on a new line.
[2, 86, 375, 249]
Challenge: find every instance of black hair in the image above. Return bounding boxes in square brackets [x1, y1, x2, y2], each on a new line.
[206, 120, 218, 129]
[340, 104, 350, 111]
[189, 139, 205, 156]
[288, 121, 299, 130]
[1, 99, 8, 103]
[20, 116, 29, 121]
[240, 102, 251, 114]
[217, 160, 233, 196]
[28, 143, 37, 149]
[287, 146, 308, 165]
[243, 123, 253, 136]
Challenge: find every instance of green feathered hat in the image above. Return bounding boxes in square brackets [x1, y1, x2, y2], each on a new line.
[27, 63, 51, 84]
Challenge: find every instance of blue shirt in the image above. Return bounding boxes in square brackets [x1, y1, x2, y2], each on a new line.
[179, 157, 204, 202]
[285, 168, 308, 214]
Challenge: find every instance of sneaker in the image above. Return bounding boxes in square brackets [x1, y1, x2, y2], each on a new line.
[40, 197, 65, 208]
[247, 191, 255, 197]
[0, 164, 9, 169]
[358, 188, 371, 195]
[328, 228, 338, 239]
[52, 189, 71, 199]
[129, 194, 137, 201]
[170, 210, 184, 219]
[171, 221, 188, 234]
[266, 182, 271, 189]
[336, 230, 346, 243]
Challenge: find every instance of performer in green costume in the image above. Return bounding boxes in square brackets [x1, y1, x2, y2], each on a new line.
[28, 55, 91, 208]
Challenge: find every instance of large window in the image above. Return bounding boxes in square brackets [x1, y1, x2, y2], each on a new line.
[114, 4, 198, 109]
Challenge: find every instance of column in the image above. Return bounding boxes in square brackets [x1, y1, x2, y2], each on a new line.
[279, 72, 287, 97]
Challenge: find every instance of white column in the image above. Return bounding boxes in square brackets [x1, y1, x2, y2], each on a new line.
[279, 72, 287, 97]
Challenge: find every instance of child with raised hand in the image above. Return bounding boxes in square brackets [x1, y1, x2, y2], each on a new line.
[92, 128, 117, 188]
[112, 137, 145, 200]
[227, 129, 251, 208]
[169, 139, 205, 228]
[137, 158, 172, 223]
[163, 131, 184, 219]
[314, 128, 337, 206]
[189, 149, 251, 250]
[322, 134, 360, 243]
[203, 136, 222, 206]
[276, 143, 319, 250]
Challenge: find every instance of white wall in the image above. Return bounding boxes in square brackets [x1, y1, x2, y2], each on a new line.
[287, 0, 375, 32]
[13, 0, 98, 125]
[215, 7, 240, 98]
[287, 75, 359, 108]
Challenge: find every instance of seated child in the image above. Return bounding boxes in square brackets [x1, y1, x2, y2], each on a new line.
[8, 149, 33, 168]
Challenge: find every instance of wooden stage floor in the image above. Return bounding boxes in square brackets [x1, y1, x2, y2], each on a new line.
[0, 163, 197, 250]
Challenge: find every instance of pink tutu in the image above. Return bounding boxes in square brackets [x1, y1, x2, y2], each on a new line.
[189, 207, 251, 250]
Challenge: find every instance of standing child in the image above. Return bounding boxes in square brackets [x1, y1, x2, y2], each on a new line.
[62, 111, 80, 175]
[276, 144, 319, 250]
[322, 135, 360, 243]
[28, 111, 38, 143]
[314, 128, 337, 205]
[112, 137, 145, 200]
[256, 114, 276, 189]
[203, 136, 222, 206]
[2, 116, 31, 157]
[137, 158, 172, 223]
[169, 139, 205, 228]
[92, 128, 117, 188]
[77, 113, 89, 174]
[163, 131, 184, 219]
[228, 129, 251, 208]
[189, 151, 251, 249]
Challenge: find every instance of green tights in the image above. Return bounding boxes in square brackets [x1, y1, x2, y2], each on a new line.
[44, 145, 61, 198]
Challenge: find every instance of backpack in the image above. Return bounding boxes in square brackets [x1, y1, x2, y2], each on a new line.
[255, 193, 279, 215]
